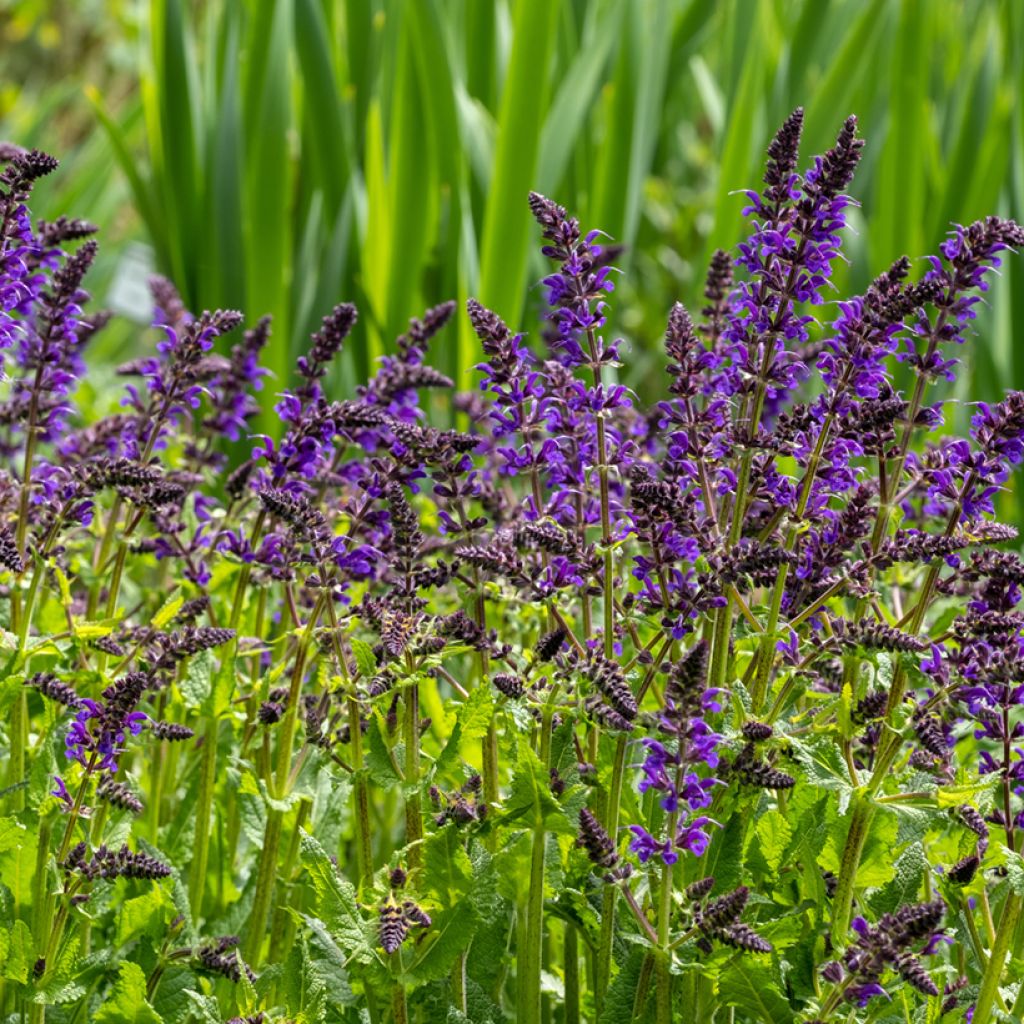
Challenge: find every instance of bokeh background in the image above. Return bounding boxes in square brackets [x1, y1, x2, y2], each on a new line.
[1, 0, 1022, 438]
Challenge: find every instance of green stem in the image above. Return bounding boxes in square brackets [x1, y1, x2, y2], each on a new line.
[595, 736, 629, 1014]
[188, 718, 219, 919]
[564, 923, 580, 1024]
[391, 977, 408, 1024]
[6, 690, 27, 811]
[243, 807, 283, 966]
[656, 857, 674, 1024]
[829, 794, 875, 949]
[973, 892, 1021, 1024]
[521, 822, 547, 1023]
[348, 694, 373, 888]
[403, 676, 423, 871]
[521, 712, 553, 1023]
[269, 798, 311, 959]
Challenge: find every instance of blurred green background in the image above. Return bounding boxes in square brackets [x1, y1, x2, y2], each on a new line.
[1, 0, 1022, 435]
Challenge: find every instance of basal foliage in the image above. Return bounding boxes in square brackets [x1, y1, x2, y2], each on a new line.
[0, 113, 1023, 1024]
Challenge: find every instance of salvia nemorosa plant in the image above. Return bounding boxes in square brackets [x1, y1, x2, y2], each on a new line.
[1, 112, 1023, 1024]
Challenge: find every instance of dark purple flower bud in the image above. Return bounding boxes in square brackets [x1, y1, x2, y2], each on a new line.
[535, 628, 566, 662]
[577, 807, 619, 874]
[380, 903, 408, 954]
[947, 855, 980, 885]
[258, 701, 284, 725]
[821, 961, 845, 984]
[715, 922, 772, 953]
[297, 302, 358, 383]
[834, 618, 925, 653]
[196, 936, 256, 983]
[0, 524, 24, 574]
[892, 952, 939, 996]
[149, 721, 194, 741]
[698, 886, 749, 931]
[27, 672, 80, 708]
[957, 805, 989, 841]
[96, 778, 144, 815]
[685, 876, 716, 901]
[741, 721, 773, 742]
[492, 673, 525, 699]
[763, 108, 804, 201]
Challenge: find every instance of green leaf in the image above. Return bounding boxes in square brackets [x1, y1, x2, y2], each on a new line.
[349, 638, 378, 681]
[790, 735, 854, 813]
[94, 962, 164, 1024]
[435, 683, 493, 779]
[869, 842, 927, 916]
[753, 810, 793, 874]
[399, 905, 476, 988]
[364, 713, 401, 788]
[179, 648, 212, 708]
[599, 948, 652, 1023]
[423, 827, 473, 908]
[151, 591, 184, 630]
[0, 919, 32, 983]
[719, 960, 795, 1024]
[703, 812, 745, 896]
[117, 886, 172, 947]
[505, 743, 569, 832]
[149, 967, 197, 1024]
[300, 832, 375, 964]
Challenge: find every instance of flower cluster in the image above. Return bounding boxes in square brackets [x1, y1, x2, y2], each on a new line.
[3, 114, 1024, 1024]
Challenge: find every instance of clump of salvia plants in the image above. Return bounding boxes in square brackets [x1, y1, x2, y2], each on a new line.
[0, 111, 1023, 1024]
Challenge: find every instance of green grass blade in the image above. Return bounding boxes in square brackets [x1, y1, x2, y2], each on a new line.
[477, 0, 562, 326]
[242, 0, 295, 430]
[871, 0, 930, 271]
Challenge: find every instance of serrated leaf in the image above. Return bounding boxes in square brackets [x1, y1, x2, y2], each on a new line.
[869, 842, 927, 916]
[0, 919, 32, 983]
[150, 966, 197, 1024]
[423, 827, 474, 907]
[719, 960, 795, 1023]
[400, 905, 477, 988]
[151, 591, 185, 630]
[599, 947, 652, 1023]
[704, 812, 745, 896]
[349, 637, 377, 679]
[505, 744, 569, 831]
[236, 768, 267, 849]
[179, 648, 213, 708]
[94, 962, 163, 1023]
[364, 713, 401, 788]
[117, 885, 172, 947]
[300, 832, 375, 964]
[936, 776, 998, 809]
[435, 683, 493, 778]
[790, 735, 854, 812]
[754, 810, 793, 874]
[73, 621, 116, 640]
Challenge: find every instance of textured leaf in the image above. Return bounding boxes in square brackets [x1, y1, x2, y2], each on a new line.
[400, 905, 476, 988]
[94, 962, 163, 1023]
[719, 960, 795, 1023]
[506, 744, 569, 832]
[435, 683, 493, 779]
[790, 735, 854, 813]
[754, 810, 793, 874]
[300, 832, 375, 964]
[116, 886, 172, 947]
[0, 919, 32, 983]
[423, 827, 474, 907]
[364, 713, 401, 788]
[869, 842, 927, 916]
[349, 637, 377, 680]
